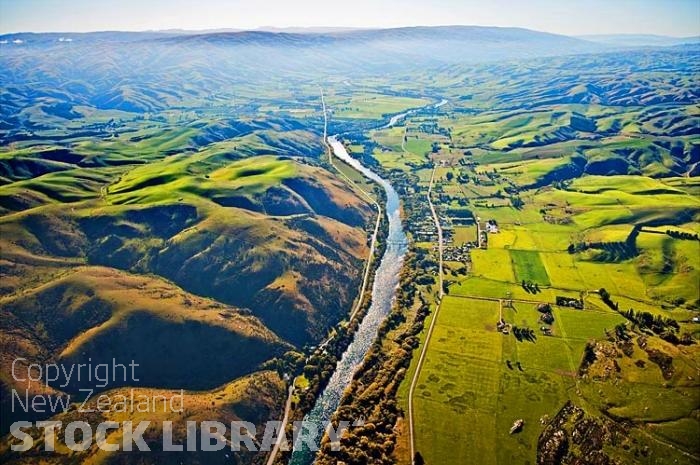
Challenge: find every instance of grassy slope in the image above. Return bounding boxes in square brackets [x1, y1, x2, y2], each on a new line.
[0, 103, 375, 464]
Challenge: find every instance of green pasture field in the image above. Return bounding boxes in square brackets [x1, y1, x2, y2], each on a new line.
[482, 156, 572, 186]
[470, 249, 516, 283]
[510, 249, 551, 285]
[408, 296, 624, 465]
[328, 93, 430, 119]
[372, 127, 405, 152]
[404, 137, 433, 157]
[106, 154, 297, 205]
[450, 276, 552, 302]
[410, 297, 502, 465]
[373, 149, 426, 171]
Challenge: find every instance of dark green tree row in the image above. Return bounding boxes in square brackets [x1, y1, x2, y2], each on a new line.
[665, 229, 699, 241]
[568, 225, 641, 262]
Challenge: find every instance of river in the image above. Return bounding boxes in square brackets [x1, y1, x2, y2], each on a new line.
[288, 96, 448, 463]
[289, 136, 408, 465]
[383, 98, 447, 127]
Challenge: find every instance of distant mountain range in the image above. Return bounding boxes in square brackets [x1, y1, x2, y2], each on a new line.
[2, 26, 696, 64]
[2, 26, 697, 47]
[2, 25, 593, 49]
[0, 26, 605, 69]
[3, 26, 697, 55]
[577, 33, 700, 47]
[2, 25, 698, 118]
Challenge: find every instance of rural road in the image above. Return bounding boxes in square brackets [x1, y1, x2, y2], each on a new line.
[476, 216, 483, 248]
[407, 164, 444, 465]
[320, 88, 382, 322]
[266, 385, 294, 465]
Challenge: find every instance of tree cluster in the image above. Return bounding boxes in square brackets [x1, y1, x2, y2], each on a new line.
[537, 303, 555, 324]
[522, 280, 541, 294]
[621, 308, 679, 333]
[510, 196, 525, 209]
[539, 311, 555, 325]
[614, 322, 631, 341]
[598, 288, 619, 311]
[613, 306, 692, 346]
[512, 325, 537, 342]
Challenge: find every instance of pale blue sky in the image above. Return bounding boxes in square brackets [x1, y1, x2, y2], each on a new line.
[0, 0, 698, 36]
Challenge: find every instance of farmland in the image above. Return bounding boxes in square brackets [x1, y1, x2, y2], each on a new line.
[322, 48, 700, 465]
[405, 296, 582, 465]
[396, 161, 700, 464]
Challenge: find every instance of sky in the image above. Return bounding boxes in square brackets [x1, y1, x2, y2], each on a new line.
[0, 0, 698, 36]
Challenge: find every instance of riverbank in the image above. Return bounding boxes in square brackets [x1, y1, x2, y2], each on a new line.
[264, 93, 397, 465]
[278, 96, 444, 465]
[285, 117, 408, 464]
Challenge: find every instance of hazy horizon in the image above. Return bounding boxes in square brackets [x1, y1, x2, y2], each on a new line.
[1, 25, 700, 39]
[1, 0, 698, 37]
